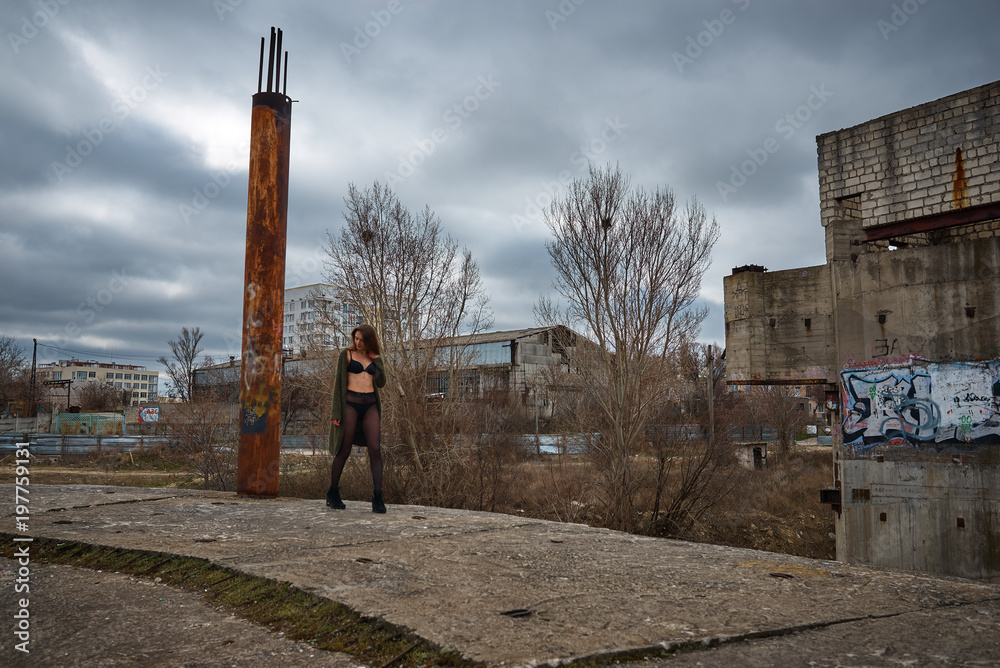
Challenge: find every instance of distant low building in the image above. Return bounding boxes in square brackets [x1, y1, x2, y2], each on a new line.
[424, 326, 580, 403]
[36, 360, 159, 407]
[195, 325, 584, 417]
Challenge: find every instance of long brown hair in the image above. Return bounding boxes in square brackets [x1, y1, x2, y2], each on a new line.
[348, 323, 381, 356]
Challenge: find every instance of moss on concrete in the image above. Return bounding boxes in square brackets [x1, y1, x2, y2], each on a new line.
[1, 534, 470, 667]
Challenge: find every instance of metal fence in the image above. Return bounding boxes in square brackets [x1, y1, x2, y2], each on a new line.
[52, 412, 126, 435]
[0, 433, 174, 456]
[725, 425, 779, 442]
[0, 433, 326, 456]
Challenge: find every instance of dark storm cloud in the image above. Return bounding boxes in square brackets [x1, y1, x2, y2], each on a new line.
[2, 0, 1000, 376]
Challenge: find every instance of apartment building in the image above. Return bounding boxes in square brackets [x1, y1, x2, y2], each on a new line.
[282, 283, 363, 355]
[36, 360, 159, 406]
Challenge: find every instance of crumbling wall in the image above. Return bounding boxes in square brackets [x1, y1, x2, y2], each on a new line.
[725, 79, 1000, 581]
[837, 459, 1000, 581]
[724, 265, 836, 384]
[817, 81, 1000, 231]
[833, 236, 1000, 368]
[820, 80, 1000, 582]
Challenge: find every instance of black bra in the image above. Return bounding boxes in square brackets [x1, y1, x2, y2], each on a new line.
[347, 352, 376, 376]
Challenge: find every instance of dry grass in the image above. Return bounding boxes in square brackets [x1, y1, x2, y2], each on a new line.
[681, 448, 836, 559]
[0, 445, 198, 488]
[288, 442, 837, 562]
[3, 442, 837, 560]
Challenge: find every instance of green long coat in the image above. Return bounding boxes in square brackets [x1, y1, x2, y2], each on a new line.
[328, 348, 387, 454]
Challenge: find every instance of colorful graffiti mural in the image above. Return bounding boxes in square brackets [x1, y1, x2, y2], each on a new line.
[841, 360, 1000, 456]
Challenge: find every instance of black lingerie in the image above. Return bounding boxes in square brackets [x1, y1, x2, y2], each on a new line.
[346, 390, 377, 419]
[347, 352, 376, 375]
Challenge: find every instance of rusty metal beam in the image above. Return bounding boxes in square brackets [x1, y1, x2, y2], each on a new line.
[237, 27, 292, 498]
[865, 201, 1000, 241]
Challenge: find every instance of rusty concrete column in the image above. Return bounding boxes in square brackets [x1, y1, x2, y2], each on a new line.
[237, 27, 291, 497]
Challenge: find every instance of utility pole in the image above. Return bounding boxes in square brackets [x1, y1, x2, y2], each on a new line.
[237, 27, 292, 497]
[30, 339, 37, 425]
[707, 345, 715, 447]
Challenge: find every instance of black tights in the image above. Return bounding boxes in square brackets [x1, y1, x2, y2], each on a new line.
[330, 403, 382, 491]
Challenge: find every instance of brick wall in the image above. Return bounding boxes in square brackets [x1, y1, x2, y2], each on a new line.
[817, 81, 1000, 230]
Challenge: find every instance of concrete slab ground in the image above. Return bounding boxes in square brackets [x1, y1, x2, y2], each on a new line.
[0, 557, 360, 668]
[2, 484, 1000, 666]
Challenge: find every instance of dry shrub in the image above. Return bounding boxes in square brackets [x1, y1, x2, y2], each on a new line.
[452, 394, 528, 512]
[166, 400, 238, 491]
[683, 447, 836, 559]
[277, 452, 334, 499]
[533, 456, 595, 524]
[267, 383, 834, 559]
[316, 386, 529, 511]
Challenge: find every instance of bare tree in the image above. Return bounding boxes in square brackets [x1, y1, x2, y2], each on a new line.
[644, 340, 739, 537]
[744, 385, 810, 461]
[280, 359, 335, 436]
[538, 164, 720, 532]
[168, 399, 239, 491]
[79, 382, 123, 411]
[322, 182, 493, 503]
[0, 335, 28, 413]
[157, 327, 205, 402]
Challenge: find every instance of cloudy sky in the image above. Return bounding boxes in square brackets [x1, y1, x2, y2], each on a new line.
[2, 0, 999, 376]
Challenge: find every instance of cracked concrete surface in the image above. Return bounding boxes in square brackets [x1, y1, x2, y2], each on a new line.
[2, 484, 1000, 666]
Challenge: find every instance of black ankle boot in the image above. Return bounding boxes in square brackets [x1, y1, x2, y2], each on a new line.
[372, 490, 386, 514]
[326, 485, 346, 509]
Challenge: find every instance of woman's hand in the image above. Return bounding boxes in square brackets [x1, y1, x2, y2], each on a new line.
[332, 419, 341, 427]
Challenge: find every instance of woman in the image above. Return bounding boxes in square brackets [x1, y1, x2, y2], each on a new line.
[327, 323, 387, 513]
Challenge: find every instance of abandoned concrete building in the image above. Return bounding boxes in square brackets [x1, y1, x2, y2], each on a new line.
[724, 80, 1000, 582]
[194, 325, 580, 415]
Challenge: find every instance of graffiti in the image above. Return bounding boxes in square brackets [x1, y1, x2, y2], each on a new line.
[242, 402, 267, 434]
[871, 338, 899, 358]
[843, 355, 920, 371]
[841, 359, 1000, 457]
[729, 279, 749, 320]
[960, 414, 973, 434]
[957, 393, 992, 403]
